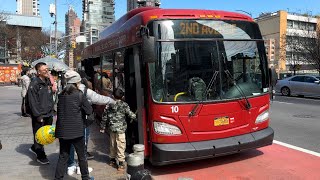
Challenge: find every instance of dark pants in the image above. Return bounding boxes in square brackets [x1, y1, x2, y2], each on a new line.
[21, 97, 26, 116]
[68, 127, 90, 167]
[55, 136, 90, 180]
[31, 116, 53, 158]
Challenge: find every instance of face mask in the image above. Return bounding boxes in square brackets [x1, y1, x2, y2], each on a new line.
[98, 75, 101, 80]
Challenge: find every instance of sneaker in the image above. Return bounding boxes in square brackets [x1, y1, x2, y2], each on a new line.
[76, 166, 93, 175]
[108, 158, 117, 168]
[29, 146, 37, 157]
[86, 152, 94, 160]
[67, 165, 77, 176]
[117, 161, 125, 172]
[37, 157, 50, 165]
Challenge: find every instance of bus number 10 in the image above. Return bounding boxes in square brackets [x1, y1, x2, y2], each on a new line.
[171, 106, 179, 113]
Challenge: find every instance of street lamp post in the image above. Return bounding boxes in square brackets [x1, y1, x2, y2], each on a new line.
[54, 0, 58, 58]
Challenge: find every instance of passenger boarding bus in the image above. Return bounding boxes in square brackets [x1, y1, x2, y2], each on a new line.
[81, 7, 275, 165]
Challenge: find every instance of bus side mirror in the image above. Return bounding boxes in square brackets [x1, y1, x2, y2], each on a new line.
[269, 67, 277, 87]
[142, 36, 156, 63]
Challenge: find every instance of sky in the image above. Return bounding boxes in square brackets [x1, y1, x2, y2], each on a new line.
[0, 0, 320, 32]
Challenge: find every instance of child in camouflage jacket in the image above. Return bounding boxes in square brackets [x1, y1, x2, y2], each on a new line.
[100, 88, 136, 171]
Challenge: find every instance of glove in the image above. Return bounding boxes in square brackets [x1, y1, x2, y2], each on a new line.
[36, 116, 43, 123]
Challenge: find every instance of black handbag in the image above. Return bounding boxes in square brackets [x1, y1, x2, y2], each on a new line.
[79, 88, 95, 127]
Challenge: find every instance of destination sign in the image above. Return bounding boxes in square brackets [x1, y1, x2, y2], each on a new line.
[156, 20, 250, 39]
[179, 22, 220, 35]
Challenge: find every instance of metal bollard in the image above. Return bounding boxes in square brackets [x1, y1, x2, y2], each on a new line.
[126, 153, 144, 179]
[126, 144, 151, 180]
[133, 144, 145, 159]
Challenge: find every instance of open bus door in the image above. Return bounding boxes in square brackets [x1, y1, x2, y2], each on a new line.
[123, 46, 146, 153]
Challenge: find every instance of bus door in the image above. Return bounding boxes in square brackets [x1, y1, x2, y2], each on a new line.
[123, 46, 146, 152]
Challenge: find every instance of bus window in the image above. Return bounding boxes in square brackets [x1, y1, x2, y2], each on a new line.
[100, 54, 114, 96]
[114, 51, 125, 92]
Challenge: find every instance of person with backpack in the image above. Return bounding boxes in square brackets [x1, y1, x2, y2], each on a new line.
[27, 62, 54, 165]
[54, 71, 94, 180]
[65, 70, 116, 176]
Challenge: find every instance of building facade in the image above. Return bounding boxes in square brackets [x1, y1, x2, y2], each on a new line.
[264, 39, 276, 68]
[256, 11, 319, 76]
[127, 0, 160, 12]
[82, 0, 115, 47]
[0, 13, 42, 64]
[16, 0, 40, 16]
[65, 7, 81, 68]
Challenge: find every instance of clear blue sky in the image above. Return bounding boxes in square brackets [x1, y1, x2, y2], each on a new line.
[0, 0, 319, 32]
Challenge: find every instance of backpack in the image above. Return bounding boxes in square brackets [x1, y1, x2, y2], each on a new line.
[188, 77, 207, 101]
[79, 87, 95, 127]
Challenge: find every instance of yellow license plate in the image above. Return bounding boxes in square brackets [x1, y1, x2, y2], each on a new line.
[214, 117, 230, 126]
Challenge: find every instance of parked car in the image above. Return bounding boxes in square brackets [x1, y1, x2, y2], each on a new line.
[275, 75, 320, 97]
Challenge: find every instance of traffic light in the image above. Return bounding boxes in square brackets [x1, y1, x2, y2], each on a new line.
[71, 41, 76, 49]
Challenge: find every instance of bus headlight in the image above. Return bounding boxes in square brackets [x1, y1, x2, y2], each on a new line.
[255, 110, 269, 124]
[153, 122, 182, 135]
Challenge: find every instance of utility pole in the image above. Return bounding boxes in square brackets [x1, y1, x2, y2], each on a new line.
[54, 0, 58, 58]
[49, 26, 52, 55]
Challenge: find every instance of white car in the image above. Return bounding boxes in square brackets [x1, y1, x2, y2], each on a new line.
[275, 75, 320, 97]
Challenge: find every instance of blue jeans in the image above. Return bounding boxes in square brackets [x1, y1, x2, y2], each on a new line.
[67, 127, 90, 167]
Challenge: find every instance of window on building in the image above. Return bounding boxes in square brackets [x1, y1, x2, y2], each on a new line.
[92, 37, 98, 43]
[308, 23, 316, 31]
[299, 22, 307, 30]
[287, 20, 293, 28]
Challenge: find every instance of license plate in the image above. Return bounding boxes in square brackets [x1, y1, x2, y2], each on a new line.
[214, 116, 230, 126]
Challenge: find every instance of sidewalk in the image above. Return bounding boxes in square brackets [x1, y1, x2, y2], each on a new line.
[0, 86, 126, 180]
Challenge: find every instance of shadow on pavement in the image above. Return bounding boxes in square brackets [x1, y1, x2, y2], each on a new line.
[146, 149, 264, 176]
[15, 143, 38, 164]
[88, 123, 110, 164]
[15, 143, 78, 179]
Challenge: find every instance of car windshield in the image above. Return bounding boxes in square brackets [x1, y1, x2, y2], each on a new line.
[148, 20, 269, 103]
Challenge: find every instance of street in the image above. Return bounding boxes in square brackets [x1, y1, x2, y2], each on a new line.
[1, 86, 320, 180]
[271, 95, 320, 153]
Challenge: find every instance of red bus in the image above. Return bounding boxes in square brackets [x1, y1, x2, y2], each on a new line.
[82, 7, 274, 165]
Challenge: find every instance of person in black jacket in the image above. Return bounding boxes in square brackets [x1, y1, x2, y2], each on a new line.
[54, 72, 94, 180]
[27, 62, 54, 164]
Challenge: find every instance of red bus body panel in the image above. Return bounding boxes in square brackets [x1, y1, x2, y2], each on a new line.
[82, 7, 274, 165]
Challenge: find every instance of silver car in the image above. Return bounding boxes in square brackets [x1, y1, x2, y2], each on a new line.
[275, 75, 320, 97]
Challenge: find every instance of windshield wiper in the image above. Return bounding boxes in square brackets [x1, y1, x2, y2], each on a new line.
[189, 71, 219, 117]
[224, 70, 251, 110]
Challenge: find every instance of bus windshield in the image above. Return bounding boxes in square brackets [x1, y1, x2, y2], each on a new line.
[148, 20, 269, 103]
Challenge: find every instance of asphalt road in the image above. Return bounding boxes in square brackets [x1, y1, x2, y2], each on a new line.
[270, 95, 320, 153]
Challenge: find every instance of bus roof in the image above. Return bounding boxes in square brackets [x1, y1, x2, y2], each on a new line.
[82, 7, 253, 59]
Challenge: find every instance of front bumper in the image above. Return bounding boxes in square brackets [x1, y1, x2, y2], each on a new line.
[151, 127, 274, 166]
